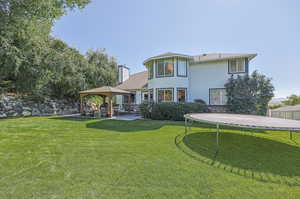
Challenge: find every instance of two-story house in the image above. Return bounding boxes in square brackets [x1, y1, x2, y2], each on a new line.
[116, 52, 256, 108]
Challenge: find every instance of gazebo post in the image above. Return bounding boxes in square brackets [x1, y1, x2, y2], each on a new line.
[80, 94, 83, 114]
[128, 94, 131, 113]
[107, 94, 113, 118]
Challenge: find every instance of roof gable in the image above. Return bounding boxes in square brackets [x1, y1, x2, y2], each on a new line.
[143, 52, 192, 65]
[116, 71, 148, 90]
[192, 53, 257, 63]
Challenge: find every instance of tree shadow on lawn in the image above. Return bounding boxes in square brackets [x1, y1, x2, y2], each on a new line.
[50, 116, 97, 122]
[179, 131, 300, 185]
[86, 119, 263, 133]
[51, 116, 268, 133]
[86, 119, 183, 132]
[50, 117, 167, 132]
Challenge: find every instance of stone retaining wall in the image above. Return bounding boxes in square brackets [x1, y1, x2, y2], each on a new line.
[0, 95, 79, 118]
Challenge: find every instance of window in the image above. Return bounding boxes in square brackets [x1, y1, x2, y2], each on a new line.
[177, 88, 187, 102]
[157, 88, 173, 102]
[149, 89, 153, 101]
[142, 92, 148, 102]
[157, 61, 164, 76]
[209, 88, 227, 105]
[123, 94, 135, 104]
[229, 59, 246, 73]
[148, 64, 153, 79]
[156, 59, 174, 77]
[177, 59, 187, 76]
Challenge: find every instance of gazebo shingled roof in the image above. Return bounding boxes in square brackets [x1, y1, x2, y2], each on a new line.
[79, 86, 131, 95]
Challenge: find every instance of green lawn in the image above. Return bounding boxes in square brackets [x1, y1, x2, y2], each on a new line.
[0, 116, 300, 199]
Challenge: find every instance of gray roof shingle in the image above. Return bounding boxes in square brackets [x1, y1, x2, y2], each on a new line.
[192, 53, 257, 63]
[116, 71, 148, 90]
[143, 52, 257, 65]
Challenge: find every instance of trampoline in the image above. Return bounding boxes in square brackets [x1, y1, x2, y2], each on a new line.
[184, 113, 300, 151]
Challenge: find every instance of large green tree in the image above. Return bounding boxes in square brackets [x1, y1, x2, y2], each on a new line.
[225, 71, 274, 115]
[283, 94, 300, 106]
[0, 0, 90, 96]
[0, 0, 120, 101]
[85, 49, 118, 88]
[43, 38, 89, 100]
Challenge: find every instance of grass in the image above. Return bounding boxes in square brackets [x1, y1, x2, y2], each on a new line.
[0, 116, 300, 198]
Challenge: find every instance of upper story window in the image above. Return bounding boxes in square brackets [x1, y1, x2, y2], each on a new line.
[148, 64, 153, 79]
[156, 59, 174, 77]
[229, 59, 246, 74]
[177, 59, 187, 77]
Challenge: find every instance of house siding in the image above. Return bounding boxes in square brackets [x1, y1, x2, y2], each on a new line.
[147, 58, 189, 102]
[116, 54, 254, 106]
[148, 77, 189, 102]
[189, 60, 244, 104]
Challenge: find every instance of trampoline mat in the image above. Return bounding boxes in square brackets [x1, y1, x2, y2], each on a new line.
[185, 113, 300, 131]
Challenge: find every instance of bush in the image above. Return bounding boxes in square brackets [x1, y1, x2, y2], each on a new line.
[139, 102, 209, 121]
[283, 94, 300, 106]
[0, 80, 15, 94]
[194, 99, 206, 104]
[225, 71, 274, 115]
[139, 101, 154, 119]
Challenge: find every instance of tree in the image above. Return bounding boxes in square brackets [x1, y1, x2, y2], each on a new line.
[85, 49, 118, 88]
[283, 94, 300, 106]
[225, 71, 274, 115]
[0, 1, 119, 101]
[44, 38, 89, 100]
[0, 0, 90, 96]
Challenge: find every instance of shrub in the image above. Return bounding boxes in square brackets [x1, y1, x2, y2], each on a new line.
[283, 94, 300, 106]
[139, 102, 209, 121]
[194, 99, 206, 104]
[225, 71, 274, 115]
[139, 101, 154, 119]
[0, 80, 15, 94]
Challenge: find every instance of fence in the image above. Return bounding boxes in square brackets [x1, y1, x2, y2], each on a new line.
[269, 110, 300, 120]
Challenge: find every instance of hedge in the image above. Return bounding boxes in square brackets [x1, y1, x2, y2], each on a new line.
[139, 102, 209, 121]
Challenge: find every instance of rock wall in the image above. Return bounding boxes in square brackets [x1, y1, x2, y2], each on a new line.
[0, 95, 79, 118]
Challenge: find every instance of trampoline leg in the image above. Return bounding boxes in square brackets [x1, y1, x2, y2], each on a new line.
[290, 131, 293, 140]
[216, 123, 220, 151]
[185, 118, 188, 134]
[189, 120, 193, 131]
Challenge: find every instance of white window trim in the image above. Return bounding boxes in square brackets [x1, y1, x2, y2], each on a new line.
[156, 59, 174, 77]
[229, 59, 246, 74]
[209, 88, 227, 105]
[148, 89, 154, 101]
[177, 88, 187, 102]
[156, 88, 174, 102]
[177, 59, 187, 77]
[148, 64, 154, 79]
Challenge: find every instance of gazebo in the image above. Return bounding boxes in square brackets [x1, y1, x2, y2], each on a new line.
[79, 86, 131, 117]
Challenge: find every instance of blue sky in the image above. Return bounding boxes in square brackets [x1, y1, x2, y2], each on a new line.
[52, 0, 300, 98]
